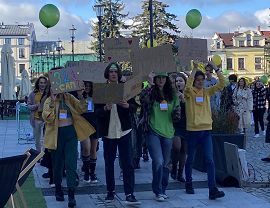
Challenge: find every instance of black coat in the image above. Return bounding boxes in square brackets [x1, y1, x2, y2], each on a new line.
[96, 98, 138, 138]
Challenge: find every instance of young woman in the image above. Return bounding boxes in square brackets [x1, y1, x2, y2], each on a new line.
[80, 81, 99, 183]
[140, 72, 180, 202]
[252, 80, 266, 138]
[233, 78, 253, 134]
[96, 62, 140, 205]
[42, 89, 95, 208]
[170, 73, 187, 182]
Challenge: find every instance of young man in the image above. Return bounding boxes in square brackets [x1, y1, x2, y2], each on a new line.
[28, 76, 48, 152]
[184, 61, 225, 200]
[96, 62, 141, 205]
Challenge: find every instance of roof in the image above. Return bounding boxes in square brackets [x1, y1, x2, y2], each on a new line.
[261, 31, 270, 38]
[0, 24, 33, 36]
[31, 41, 58, 54]
[217, 33, 236, 47]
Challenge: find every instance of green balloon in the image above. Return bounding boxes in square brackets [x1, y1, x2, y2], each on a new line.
[222, 69, 229, 76]
[39, 4, 60, 28]
[186, 9, 202, 29]
[260, 75, 268, 85]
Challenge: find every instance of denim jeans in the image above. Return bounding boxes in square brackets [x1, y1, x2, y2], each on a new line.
[146, 129, 173, 195]
[185, 131, 216, 189]
[103, 132, 134, 195]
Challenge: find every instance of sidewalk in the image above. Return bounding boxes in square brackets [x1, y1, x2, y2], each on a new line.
[1, 120, 270, 208]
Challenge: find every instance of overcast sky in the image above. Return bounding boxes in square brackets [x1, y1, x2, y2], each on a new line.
[0, 0, 269, 41]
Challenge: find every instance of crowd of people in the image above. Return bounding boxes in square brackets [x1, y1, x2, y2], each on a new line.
[27, 61, 270, 207]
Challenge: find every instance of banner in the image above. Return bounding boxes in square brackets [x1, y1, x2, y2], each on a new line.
[49, 67, 83, 94]
[176, 38, 208, 70]
[123, 75, 142, 101]
[131, 44, 177, 76]
[104, 37, 140, 62]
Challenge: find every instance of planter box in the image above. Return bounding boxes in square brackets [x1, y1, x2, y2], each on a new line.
[193, 133, 245, 186]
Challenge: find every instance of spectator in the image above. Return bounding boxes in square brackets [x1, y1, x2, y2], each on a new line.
[233, 78, 253, 134]
[27, 76, 48, 152]
[220, 74, 237, 111]
[252, 80, 266, 138]
[184, 61, 225, 200]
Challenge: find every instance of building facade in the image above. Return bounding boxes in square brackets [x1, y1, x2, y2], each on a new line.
[30, 40, 97, 77]
[0, 23, 36, 78]
[210, 27, 270, 78]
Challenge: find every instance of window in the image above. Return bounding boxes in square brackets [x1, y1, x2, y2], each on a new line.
[5, 38, 11, 45]
[254, 40, 259, 46]
[18, 38, 25, 45]
[227, 58, 233, 70]
[239, 41, 244, 47]
[19, 64, 25, 73]
[217, 42, 221, 49]
[238, 58, 245, 70]
[255, 57, 262, 70]
[247, 34, 251, 46]
[19, 48, 25, 58]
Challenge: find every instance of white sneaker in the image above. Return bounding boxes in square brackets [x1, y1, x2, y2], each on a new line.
[154, 194, 165, 202]
[262, 131, 266, 136]
[162, 194, 169, 199]
[254, 134, 260, 138]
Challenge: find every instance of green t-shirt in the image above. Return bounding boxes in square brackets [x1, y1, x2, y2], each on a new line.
[149, 96, 180, 138]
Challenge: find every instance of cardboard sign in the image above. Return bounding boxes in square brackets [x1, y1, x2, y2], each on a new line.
[104, 37, 140, 62]
[66, 61, 107, 83]
[93, 83, 124, 104]
[131, 44, 177, 76]
[93, 75, 142, 104]
[49, 67, 83, 94]
[176, 38, 208, 71]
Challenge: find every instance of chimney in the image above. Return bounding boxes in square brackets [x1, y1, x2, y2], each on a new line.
[257, 25, 261, 32]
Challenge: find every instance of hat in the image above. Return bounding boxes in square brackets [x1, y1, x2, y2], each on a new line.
[154, 72, 168, 77]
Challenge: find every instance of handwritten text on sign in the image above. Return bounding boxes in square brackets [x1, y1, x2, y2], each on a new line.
[49, 67, 83, 94]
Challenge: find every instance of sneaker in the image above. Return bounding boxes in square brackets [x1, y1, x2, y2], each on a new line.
[55, 187, 64, 201]
[261, 157, 270, 162]
[161, 193, 169, 199]
[84, 174, 90, 183]
[42, 172, 50, 179]
[254, 134, 260, 138]
[105, 192, 115, 202]
[262, 131, 266, 136]
[185, 182, 195, 194]
[90, 174, 98, 183]
[154, 194, 165, 202]
[125, 194, 141, 205]
[209, 187, 225, 200]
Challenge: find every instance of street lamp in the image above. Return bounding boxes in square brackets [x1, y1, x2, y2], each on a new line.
[69, 25, 76, 61]
[45, 46, 50, 72]
[51, 43, 56, 68]
[94, 2, 105, 62]
[56, 38, 64, 67]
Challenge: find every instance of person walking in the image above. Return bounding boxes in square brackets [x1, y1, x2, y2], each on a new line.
[42, 88, 95, 208]
[96, 62, 140, 205]
[140, 72, 180, 202]
[184, 61, 225, 200]
[252, 80, 267, 138]
[233, 78, 253, 134]
[170, 72, 187, 182]
[28, 76, 48, 152]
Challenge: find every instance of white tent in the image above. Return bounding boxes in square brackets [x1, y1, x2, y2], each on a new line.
[19, 69, 32, 99]
[1, 44, 16, 100]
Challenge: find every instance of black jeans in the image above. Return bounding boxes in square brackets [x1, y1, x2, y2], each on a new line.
[103, 132, 134, 195]
[253, 108, 265, 134]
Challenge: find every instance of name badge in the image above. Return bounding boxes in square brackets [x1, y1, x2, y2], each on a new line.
[196, 97, 204, 103]
[59, 109, 68, 120]
[160, 101, 168, 111]
[87, 99, 94, 112]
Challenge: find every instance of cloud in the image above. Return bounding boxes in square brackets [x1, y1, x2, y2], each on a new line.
[0, 0, 90, 41]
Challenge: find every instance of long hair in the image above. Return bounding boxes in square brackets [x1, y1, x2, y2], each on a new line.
[34, 76, 47, 93]
[151, 76, 174, 103]
[237, 78, 247, 89]
[174, 73, 187, 93]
